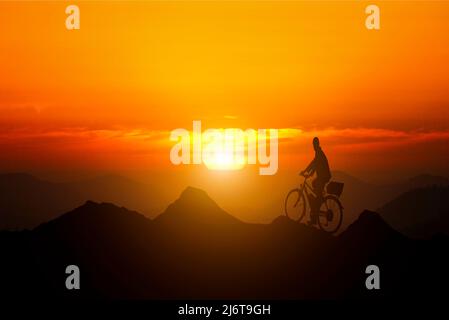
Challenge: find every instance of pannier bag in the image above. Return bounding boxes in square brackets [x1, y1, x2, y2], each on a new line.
[326, 181, 344, 197]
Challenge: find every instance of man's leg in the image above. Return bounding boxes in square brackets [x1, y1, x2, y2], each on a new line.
[310, 179, 325, 225]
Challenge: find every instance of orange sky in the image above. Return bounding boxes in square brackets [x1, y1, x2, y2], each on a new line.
[1, 1, 449, 178]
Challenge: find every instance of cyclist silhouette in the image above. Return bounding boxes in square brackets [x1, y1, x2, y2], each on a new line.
[300, 137, 331, 225]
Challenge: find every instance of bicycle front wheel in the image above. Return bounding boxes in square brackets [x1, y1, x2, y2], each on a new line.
[318, 195, 343, 234]
[284, 188, 306, 222]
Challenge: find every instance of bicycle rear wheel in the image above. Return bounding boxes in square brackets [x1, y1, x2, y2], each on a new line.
[284, 188, 307, 222]
[317, 195, 343, 234]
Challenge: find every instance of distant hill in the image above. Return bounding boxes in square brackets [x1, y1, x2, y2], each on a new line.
[1, 171, 448, 233]
[0, 173, 166, 230]
[36, 200, 152, 235]
[379, 186, 449, 238]
[342, 209, 404, 243]
[407, 174, 449, 189]
[66, 174, 168, 218]
[0, 173, 84, 230]
[332, 171, 449, 232]
[0, 187, 447, 299]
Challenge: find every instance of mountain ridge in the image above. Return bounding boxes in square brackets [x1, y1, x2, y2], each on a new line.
[0, 186, 447, 299]
[1, 171, 448, 233]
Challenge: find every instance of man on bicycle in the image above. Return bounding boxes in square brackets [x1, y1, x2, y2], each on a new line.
[300, 137, 331, 226]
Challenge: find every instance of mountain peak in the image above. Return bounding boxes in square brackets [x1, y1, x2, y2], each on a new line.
[179, 186, 214, 202]
[83, 199, 98, 207]
[154, 186, 240, 226]
[357, 210, 384, 224]
[35, 200, 151, 233]
[341, 210, 403, 243]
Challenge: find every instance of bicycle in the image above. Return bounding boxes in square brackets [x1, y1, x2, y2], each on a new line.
[284, 173, 344, 234]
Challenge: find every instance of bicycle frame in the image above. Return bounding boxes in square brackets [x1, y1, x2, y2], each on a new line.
[299, 176, 328, 216]
[299, 176, 317, 199]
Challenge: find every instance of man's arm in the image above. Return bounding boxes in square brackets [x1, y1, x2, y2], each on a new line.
[304, 157, 316, 175]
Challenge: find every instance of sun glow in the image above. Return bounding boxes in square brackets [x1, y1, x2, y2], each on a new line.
[170, 121, 279, 175]
[203, 150, 246, 171]
[202, 130, 246, 171]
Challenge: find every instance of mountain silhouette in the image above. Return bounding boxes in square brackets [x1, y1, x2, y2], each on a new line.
[154, 186, 241, 226]
[0, 173, 84, 230]
[379, 186, 449, 238]
[66, 174, 168, 218]
[332, 171, 449, 232]
[1, 187, 447, 300]
[339, 210, 407, 266]
[36, 200, 152, 234]
[342, 210, 404, 243]
[0, 173, 166, 230]
[2, 171, 448, 233]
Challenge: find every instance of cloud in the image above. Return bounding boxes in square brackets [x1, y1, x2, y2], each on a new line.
[2, 125, 448, 151]
[280, 127, 449, 146]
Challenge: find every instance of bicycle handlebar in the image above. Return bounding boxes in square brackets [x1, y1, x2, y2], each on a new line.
[299, 171, 311, 179]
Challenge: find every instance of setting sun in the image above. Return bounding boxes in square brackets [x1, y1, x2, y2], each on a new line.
[202, 127, 247, 171]
[203, 149, 245, 171]
[170, 122, 278, 174]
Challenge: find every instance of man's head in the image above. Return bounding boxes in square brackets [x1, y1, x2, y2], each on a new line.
[313, 137, 320, 151]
